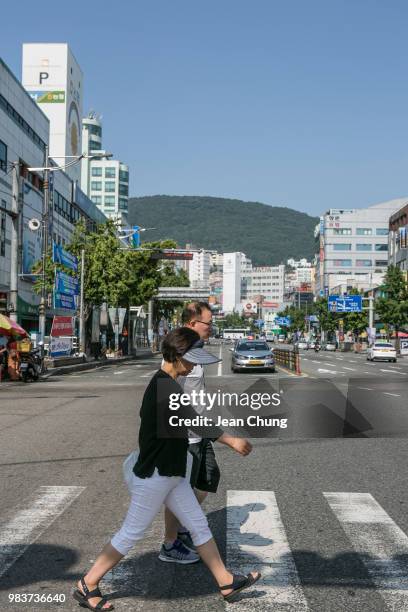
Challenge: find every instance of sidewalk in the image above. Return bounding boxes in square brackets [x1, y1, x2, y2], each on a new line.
[0, 348, 155, 386]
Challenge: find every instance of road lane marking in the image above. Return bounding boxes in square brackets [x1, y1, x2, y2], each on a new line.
[357, 387, 374, 391]
[342, 367, 355, 371]
[141, 369, 158, 378]
[0, 486, 85, 579]
[363, 371, 374, 375]
[380, 369, 407, 375]
[324, 492, 408, 611]
[311, 360, 320, 364]
[218, 343, 222, 377]
[383, 392, 401, 397]
[335, 358, 344, 361]
[227, 491, 308, 610]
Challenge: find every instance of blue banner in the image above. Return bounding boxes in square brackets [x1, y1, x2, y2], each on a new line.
[54, 291, 76, 311]
[53, 243, 78, 272]
[55, 270, 79, 296]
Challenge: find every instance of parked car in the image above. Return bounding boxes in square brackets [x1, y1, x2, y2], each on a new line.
[231, 340, 275, 373]
[308, 339, 316, 349]
[367, 342, 397, 362]
[324, 342, 337, 351]
[277, 335, 286, 343]
[295, 340, 309, 350]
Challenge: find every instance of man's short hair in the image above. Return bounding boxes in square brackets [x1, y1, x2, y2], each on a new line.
[181, 301, 211, 325]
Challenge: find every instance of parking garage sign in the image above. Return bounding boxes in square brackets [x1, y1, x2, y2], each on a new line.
[328, 295, 362, 313]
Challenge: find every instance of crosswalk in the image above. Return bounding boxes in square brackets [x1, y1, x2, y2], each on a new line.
[1, 487, 408, 610]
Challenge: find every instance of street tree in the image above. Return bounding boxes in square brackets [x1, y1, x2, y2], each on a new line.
[312, 297, 339, 339]
[375, 265, 408, 351]
[343, 288, 368, 341]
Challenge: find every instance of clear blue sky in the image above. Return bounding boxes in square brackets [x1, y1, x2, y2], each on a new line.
[2, 0, 408, 217]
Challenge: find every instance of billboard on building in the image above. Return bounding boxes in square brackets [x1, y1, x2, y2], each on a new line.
[22, 43, 83, 184]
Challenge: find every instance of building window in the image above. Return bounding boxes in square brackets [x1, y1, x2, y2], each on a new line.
[375, 260, 388, 266]
[0, 140, 7, 172]
[91, 167, 102, 177]
[376, 228, 388, 236]
[119, 183, 128, 196]
[0, 93, 46, 152]
[89, 139, 101, 151]
[356, 259, 372, 267]
[91, 181, 102, 191]
[119, 170, 129, 182]
[0, 200, 6, 256]
[119, 198, 128, 211]
[356, 228, 372, 235]
[104, 196, 115, 207]
[88, 124, 101, 137]
[332, 259, 352, 267]
[91, 196, 102, 205]
[333, 243, 351, 251]
[333, 228, 352, 235]
[105, 167, 116, 178]
[356, 243, 372, 251]
[375, 244, 388, 251]
[104, 181, 116, 192]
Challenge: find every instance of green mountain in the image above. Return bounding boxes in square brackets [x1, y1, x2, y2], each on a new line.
[127, 195, 318, 266]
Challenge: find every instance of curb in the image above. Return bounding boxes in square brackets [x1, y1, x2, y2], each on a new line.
[43, 352, 154, 378]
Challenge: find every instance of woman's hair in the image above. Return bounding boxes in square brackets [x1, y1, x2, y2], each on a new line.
[162, 328, 200, 363]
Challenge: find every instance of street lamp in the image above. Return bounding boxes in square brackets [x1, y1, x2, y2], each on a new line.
[26, 151, 113, 346]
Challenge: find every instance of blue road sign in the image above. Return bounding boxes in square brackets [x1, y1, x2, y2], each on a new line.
[328, 295, 362, 313]
[275, 316, 291, 326]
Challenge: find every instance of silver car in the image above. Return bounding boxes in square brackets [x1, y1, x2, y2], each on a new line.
[231, 340, 275, 373]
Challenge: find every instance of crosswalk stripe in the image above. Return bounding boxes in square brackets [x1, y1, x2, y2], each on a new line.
[226, 490, 308, 610]
[0, 485, 85, 579]
[324, 492, 408, 611]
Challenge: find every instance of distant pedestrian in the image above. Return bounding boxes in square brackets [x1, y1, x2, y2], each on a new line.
[73, 328, 260, 611]
[0, 343, 7, 381]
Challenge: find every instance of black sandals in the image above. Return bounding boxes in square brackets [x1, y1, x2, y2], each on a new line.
[73, 576, 114, 611]
[219, 571, 261, 602]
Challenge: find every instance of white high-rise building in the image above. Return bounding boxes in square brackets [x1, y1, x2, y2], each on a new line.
[242, 265, 285, 304]
[80, 112, 129, 220]
[222, 252, 243, 313]
[22, 43, 83, 184]
[189, 250, 211, 289]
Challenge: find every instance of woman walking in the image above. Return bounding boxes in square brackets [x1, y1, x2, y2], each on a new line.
[73, 327, 260, 610]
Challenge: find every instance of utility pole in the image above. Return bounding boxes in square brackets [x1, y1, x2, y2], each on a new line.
[9, 162, 20, 322]
[79, 249, 85, 354]
[38, 147, 49, 345]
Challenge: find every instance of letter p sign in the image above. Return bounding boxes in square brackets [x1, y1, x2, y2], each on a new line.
[39, 72, 49, 84]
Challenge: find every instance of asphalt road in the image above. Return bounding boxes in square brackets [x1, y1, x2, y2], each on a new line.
[0, 345, 408, 612]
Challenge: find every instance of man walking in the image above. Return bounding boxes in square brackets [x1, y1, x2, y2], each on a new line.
[159, 301, 252, 564]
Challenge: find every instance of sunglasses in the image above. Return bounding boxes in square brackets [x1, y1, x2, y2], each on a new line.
[194, 320, 212, 326]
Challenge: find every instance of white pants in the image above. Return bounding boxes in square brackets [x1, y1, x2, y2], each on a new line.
[111, 455, 212, 555]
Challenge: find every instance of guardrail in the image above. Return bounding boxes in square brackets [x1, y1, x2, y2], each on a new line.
[273, 347, 301, 375]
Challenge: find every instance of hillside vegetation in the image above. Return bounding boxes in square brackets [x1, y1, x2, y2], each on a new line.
[127, 195, 318, 266]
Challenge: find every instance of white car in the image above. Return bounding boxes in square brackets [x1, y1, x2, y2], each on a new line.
[296, 340, 309, 350]
[324, 342, 337, 351]
[367, 342, 397, 362]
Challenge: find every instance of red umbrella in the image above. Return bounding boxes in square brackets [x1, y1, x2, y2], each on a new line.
[0, 313, 29, 338]
[391, 331, 408, 338]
